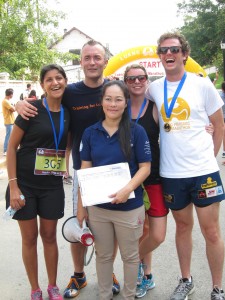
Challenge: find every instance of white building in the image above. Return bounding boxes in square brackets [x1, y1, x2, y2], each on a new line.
[0, 27, 112, 104]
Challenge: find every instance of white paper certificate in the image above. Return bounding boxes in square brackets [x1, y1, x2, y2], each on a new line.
[77, 162, 135, 206]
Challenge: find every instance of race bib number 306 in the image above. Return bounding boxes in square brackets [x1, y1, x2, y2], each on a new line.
[34, 148, 66, 176]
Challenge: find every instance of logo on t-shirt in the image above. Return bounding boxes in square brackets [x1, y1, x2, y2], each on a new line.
[160, 97, 191, 131]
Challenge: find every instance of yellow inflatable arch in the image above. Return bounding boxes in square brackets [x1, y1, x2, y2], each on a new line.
[104, 45, 207, 77]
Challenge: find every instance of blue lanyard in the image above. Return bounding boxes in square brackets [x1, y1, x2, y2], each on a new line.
[128, 98, 147, 123]
[44, 98, 64, 152]
[164, 72, 187, 118]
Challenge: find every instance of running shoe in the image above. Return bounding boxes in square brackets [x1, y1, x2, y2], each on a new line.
[112, 273, 120, 295]
[135, 275, 155, 298]
[64, 274, 87, 298]
[170, 277, 195, 300]
[47, 285, 63, 300]
[31, 289, 43, 300]
[211, 286, 225, 300]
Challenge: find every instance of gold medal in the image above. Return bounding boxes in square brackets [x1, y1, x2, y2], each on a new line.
[164, 123, 171, 132]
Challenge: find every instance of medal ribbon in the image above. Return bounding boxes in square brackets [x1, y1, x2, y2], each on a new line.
[164, 72, 187, 118]
[44, 98, 64, 153]
[128, 98, 147, 123]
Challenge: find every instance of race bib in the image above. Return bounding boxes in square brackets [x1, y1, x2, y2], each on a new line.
[34, 148, 66, 176]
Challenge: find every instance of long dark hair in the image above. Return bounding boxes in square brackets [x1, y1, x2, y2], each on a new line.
[101, 80, 132, 160]
[29, 89, 36, 98]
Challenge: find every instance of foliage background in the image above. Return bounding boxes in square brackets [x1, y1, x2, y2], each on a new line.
[0, 0, 225, 81]
[177, 0, 225, 77]
[0, 0, 76, 80]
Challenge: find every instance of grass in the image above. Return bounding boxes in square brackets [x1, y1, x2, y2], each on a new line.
[215, 77, 224, 89]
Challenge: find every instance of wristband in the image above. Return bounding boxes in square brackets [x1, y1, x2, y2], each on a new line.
[8, 177, 17, 182]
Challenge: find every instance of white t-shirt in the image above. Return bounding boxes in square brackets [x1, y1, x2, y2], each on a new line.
[23, 88, 30, 99]
[146, 72, 223, 178]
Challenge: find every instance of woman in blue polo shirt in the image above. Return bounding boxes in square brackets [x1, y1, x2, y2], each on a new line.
[77, 80, 151, 300]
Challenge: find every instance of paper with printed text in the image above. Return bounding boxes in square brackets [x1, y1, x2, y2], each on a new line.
[77, 162, 135, 206]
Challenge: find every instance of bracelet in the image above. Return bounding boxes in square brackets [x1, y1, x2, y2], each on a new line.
[8, 177, 17, 182]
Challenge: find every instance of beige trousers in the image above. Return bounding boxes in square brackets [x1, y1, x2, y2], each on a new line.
[87, 205, 145, 300]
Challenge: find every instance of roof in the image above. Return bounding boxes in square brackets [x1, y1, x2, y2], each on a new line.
[63, 27, 93, 40]
[49, 26, 113, 56]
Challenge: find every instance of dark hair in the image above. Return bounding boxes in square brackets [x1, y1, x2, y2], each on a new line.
[5, 88, 13, 96]
[157, 31, 191, 65]
[27, 83, 31, 88]
[101, 80, 132, 160]
[222, 81, 225, 92]
[81, 39, 108, 60]
[40, 64, 67, 84]
[29, 89, 36, 97]
[123, 64, 148, 81]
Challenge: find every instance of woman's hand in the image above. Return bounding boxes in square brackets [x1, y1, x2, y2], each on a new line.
[16, 100, 38, 120]
[77, 186, 88, 227]
[205, 123, 214, 136]
[109, 186, 132, 204]
[10, 187, 25, 210]
[77, 206, 88, 227]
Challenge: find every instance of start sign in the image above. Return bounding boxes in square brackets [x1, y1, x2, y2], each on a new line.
[104, 45, 206, 79]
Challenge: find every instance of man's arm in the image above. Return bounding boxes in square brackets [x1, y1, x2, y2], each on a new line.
[209, 108, 224, 156]
[4, 101, 16, 112]
[15, 99, 38, 120]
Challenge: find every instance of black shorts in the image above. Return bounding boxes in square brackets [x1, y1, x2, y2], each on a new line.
[162, 171, 225, 210]
[5, 184, 65, 220]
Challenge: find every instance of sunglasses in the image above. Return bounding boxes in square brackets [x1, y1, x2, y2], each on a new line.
[158, 46, 182, 54]
[125, 75, 148, 84]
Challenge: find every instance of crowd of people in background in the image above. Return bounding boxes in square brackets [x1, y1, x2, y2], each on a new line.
[2, 88, 15, 156]
[2, 31, 225, 300]
[1, 84, 39, 157]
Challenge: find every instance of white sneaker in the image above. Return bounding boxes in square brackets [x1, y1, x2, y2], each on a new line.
[3, 152, 6, 156]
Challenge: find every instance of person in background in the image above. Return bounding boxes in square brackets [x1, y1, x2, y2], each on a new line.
[146, 31, 225, 300]
[219, 82, 225, 159]
[15, 39, 121, 298]
[212, 70, 219, 86]
[6, 64, 70, 300]
[123, 64, 168, 298]
[20, 83, 32, 100]
[2, 88, 15, 156]
[28, 89, 38, 101]
[77, 80, 151, 300]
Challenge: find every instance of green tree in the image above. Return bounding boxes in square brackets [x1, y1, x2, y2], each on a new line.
[0, 0, 76, 79]
[177, 0, 225, 72]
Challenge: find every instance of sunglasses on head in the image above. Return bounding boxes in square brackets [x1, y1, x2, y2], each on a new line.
[125, 75, 148, 84]
[158, 46, 182, 54]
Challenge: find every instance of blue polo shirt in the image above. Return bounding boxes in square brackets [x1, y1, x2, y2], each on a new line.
[80, 121, 152, 211]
